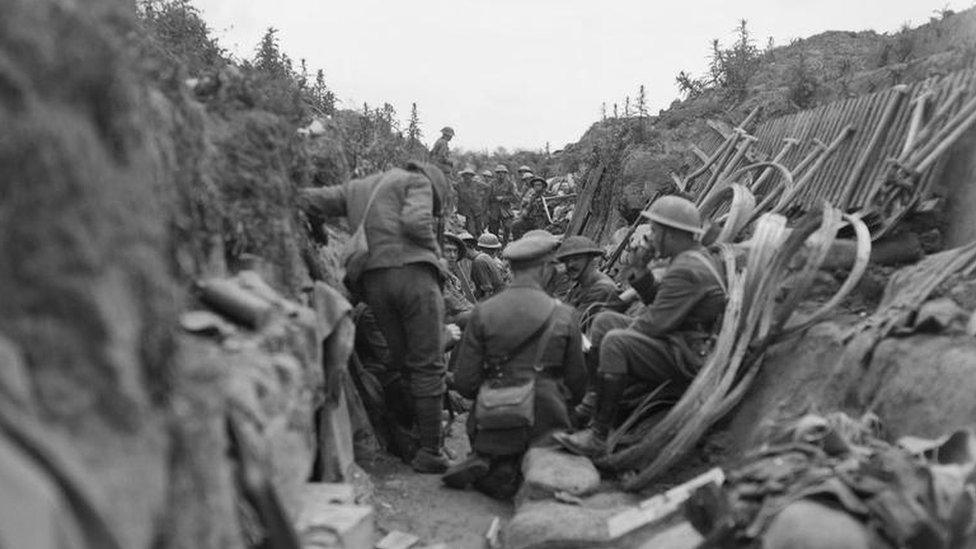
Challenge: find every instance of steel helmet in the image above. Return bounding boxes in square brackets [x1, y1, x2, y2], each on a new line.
[480, 169, 494, 178]
[530, 176, 548, 190]
[477, 232, 503, 249]
[640, 195, 703, 235]
[517, 165, 532, 173]
[520, 172, 534, 180]
[459, 167, 475, 176]
[554, 235, 604, 260]
[441, 126, 455, 136]
[456, 230, 477, 244]
[442, 232, 467, 249]
[494, 164, 509, 174]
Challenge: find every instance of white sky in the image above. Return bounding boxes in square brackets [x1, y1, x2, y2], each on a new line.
[192, 0, 970, 151]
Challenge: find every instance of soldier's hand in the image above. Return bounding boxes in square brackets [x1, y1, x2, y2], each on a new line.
[445, 323, 462, 343]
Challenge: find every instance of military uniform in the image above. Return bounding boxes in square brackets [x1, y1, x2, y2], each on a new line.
[590, 246, 725, 386]
[487, 174, 518, 244]
[512, 189, 549, 239]
[470, 252, 506, 301]
[457, 177, 489, 236]
[565, 270, 620, 321]
[430, 137, 452, 174]
[299, 162, 452, 472]
[448, 233, 586, 499]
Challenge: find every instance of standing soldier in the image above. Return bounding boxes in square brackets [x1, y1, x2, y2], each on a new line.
[298, 161, 453, 473]
[430, 126, 454, 174]
[554, 196, 727, 457]
[443, 232, 586, 499]
[457, 167, 487, 237]
[512, 176, 551, 239]
[487, 164, 518, 245]
[430, 126, 456, 217]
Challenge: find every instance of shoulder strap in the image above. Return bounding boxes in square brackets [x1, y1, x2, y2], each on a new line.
[488, 299, 559, 366]
[685, 250, 728, 294]
[530, 299, 561, 373]
[355, 176, 388, 232]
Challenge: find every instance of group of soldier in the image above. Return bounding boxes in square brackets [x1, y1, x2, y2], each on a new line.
[432, 126, 557, 246]
[298, 124, 726, 500]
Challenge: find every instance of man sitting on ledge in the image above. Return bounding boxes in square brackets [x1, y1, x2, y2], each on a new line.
[555, 195, 727, 458]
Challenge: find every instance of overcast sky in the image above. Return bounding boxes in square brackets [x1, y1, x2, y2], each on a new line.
[192, 0, 969, 151]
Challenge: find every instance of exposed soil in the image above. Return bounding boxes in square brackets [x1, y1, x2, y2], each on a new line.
[361, 416, 513, 548]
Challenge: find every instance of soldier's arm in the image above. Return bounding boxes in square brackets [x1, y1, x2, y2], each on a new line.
[400, 174, 439, 251]
[628, 266, 701, 338]
[298, 186, 347, 218]
[452, 311, 486, 399]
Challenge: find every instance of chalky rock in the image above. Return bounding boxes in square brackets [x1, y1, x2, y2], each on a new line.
[505, 500, 617, 549]
[520, 447, 600, 500]
[506, 492, 698, 549]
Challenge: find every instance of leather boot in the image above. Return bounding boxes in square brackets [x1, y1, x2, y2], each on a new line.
[442, 453, 490, 489]
[571, 390, 598, 428]
[555, 374, 627, 457]
[411, 396, 450, 473]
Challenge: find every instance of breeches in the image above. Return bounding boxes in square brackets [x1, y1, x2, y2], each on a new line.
[362, 263, 447, 397]
[589, 311, 699, 386]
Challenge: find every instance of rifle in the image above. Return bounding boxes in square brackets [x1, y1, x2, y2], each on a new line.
[601, 194, 655, 275]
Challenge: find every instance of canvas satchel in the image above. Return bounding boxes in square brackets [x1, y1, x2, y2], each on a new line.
[475, 301, 559, 430]
[341, 177, 387, 282]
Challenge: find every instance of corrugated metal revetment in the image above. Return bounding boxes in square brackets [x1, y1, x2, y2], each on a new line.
[693, 69, 976, 217]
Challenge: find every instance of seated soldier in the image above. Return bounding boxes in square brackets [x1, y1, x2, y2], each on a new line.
[443, 232, 586, 500]
[555, 196, 727, 457]
[554, 235, 621, 326]
[471, 233, 508, 300]
[442, 232, 477, 315]
[552, 235, 623, 422]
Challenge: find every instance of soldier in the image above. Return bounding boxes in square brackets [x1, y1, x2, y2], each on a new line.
[487, 164, 518, 245]
[443, 232, 476, 305]
[555, 196, 727, 457]
[552, 235, 622, 422]
[443, 232, 586, 499]
[429, 126, 454, 175]
[471, 232, 507, 300]
[456, 167, 487, 237]
[555, 236, 620, 324]
[512, 176, 550, 239]
[518, 171, 534, 199]
[298, 161, 453, 473]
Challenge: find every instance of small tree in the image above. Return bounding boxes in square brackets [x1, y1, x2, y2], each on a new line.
[613, 103, 619, 118]
[254, 27, 291, 78]
[636, 85, 647, 118]
[406, 102, 422, 145]
[310, 69, 336, 114]
[601, 102, 607, 121]
[624, 96, 631, 117]
[138, 0, 226, 73]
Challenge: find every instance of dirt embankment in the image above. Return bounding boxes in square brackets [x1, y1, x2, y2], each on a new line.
[0, 0, 349, 546]
[561, 8, 976, 245]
